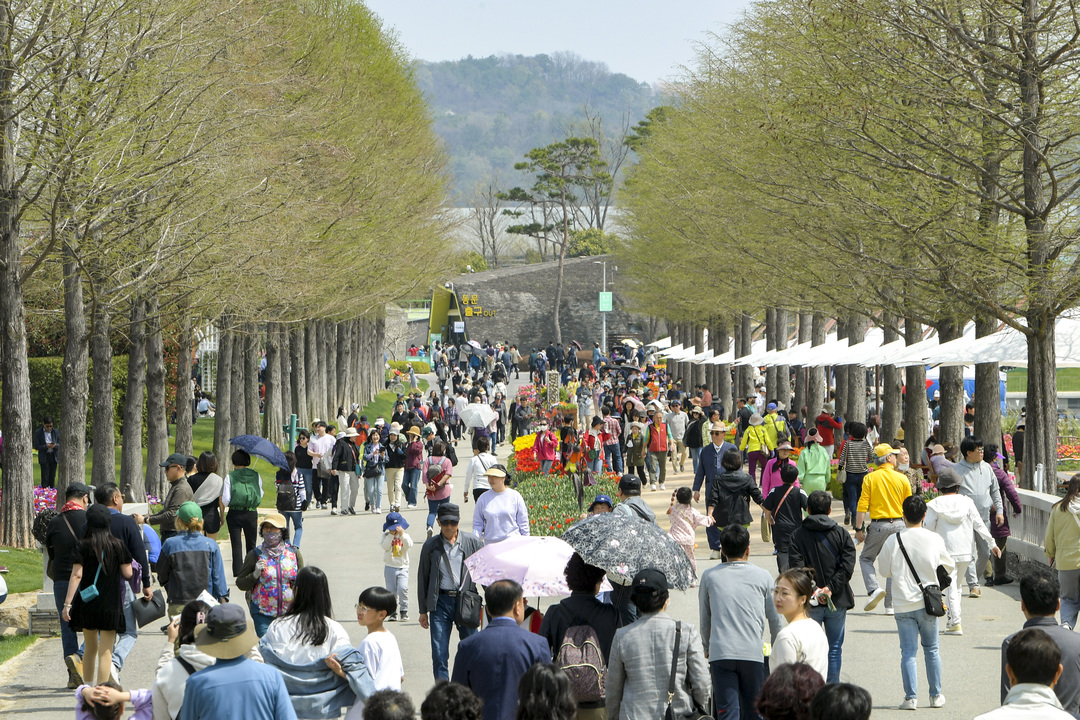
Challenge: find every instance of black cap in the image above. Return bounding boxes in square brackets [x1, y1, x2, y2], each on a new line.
[618, 474, 641, 494]
[632, 568, 670, 593]
[65, 482, 91, 499]
[437, 503, 460, 522]
[86, 503, 112, 529]
[159, 452, 188, 468]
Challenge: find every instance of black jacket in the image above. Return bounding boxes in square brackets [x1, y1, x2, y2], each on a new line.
[706, 469, 764, 527]
[46, 508, 87, 581]
[108, 509, 151, 587]
[331, 439, 359, 472]
[538, 592, 621, 662]
[789, 514, 857, 611]
[384, 441, 407, 469]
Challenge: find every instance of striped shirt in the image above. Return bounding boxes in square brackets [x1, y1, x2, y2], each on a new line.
[839, 438, 874, 473]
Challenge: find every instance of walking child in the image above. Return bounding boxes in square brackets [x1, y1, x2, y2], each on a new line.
[762, 463, 809, 572]
[380, 513, 413, 622]
[329, 587, 404, 693]
[666, 487, 714, 576]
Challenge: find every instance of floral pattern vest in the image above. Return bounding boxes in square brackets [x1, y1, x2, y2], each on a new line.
[251, 546, 299, 618]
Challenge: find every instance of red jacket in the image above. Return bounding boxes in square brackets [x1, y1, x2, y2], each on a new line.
[535, 431, 558, 461]
[816, 414, 843, 445]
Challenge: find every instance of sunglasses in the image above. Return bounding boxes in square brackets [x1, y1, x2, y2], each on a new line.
[439, 519, 459, 526]
[710, 431, 724, 436]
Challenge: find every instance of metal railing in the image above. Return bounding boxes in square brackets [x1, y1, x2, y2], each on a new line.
[1010, 489, 1059, 565]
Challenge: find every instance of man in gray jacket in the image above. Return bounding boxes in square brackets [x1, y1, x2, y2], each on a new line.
[954, 436, 1004, 598]
[613, 475, 656, 524]
[699, 524, 781, 720]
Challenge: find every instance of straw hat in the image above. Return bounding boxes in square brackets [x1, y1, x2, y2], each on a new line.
[259, 513, 287, 530]
[406, 426, 421, 437]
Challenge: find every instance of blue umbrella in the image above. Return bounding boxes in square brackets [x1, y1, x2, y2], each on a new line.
[228, 434, 288, 469]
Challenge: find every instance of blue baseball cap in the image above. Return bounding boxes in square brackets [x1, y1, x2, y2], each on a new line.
[767, 402, 777, 411]
[382, 512, 409, 532]
[589, 495, 613, 511]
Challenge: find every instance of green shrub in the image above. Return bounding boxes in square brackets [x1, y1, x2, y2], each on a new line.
[387, 360, 431, 374]
[24, 355, 129, 440]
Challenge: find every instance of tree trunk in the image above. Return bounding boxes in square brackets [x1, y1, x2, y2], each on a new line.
[904, 319, 929, 463]
[174, 314, 195, 456]
[774, 308, 790, 412]
[834, 316, 848, 423]
[244, 325, 260, 435]
[737, 313, 753, 400]
[320, 320, 335, 422]
[144, 300, 169, 500]
[765, 308, 777, 402]
[847, 316, 867, 425]
[291, 326, 307, 426]
[213, 322, 233, 475]
[279, 324, 293, 426]
[809, 313, 827, 420]
[974, 315, 1002, 452]
[881, 317, 902, 444]
[305, 323, 320, 423]
[713, 319, 732, 421]
[1023, 315, 1056, 491]
[120, 299, 147, 499]
[263, 323, 283, 447]
[793, 312, 811, 422]
[90, 302, 115, 488]
[552, 190, 569, 345]
[336, 321, 349, 413]
[59, 246, 89, 492]
[936, 320, 966, 447]
[0, 114, 33, 544]
[692, 325, 705, 389]
[230, 324, 245, 445]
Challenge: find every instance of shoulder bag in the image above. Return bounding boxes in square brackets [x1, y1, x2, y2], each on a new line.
[665, 621, 710, 720]
[79, 553, 104, 603]
[895, 533, 946, 617]
[439, 547, 482, 629]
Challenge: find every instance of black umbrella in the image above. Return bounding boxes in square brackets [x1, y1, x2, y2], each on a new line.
[561, 513, 696, 590]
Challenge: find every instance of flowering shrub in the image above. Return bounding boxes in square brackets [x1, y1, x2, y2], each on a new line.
[515, 384, 537, 405]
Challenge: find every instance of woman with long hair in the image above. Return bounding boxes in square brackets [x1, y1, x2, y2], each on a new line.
[516, 663, 576, 720]
[277, 451, 307, 546]
[236, 513, 304, 637]
[63, 504, 133, 686]
[187, 451, 224, 539]
[1046, 474, 1080, 627]
[837, 422, 874, 526]
[770, 568, 829, 678]
[261, 566, 350, 663]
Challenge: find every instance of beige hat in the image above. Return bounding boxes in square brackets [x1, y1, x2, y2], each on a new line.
[343, 427, 360, 438]
[259, 512, 287, 530]
[406, 426, 421, 437]
[709, 422, 728, 434]
[389, 422, 403, 435]
[749, 413, 764, 426]
[931, 444, 946, 456]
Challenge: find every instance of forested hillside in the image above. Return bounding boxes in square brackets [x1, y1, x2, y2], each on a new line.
[414, 53, 657, 201]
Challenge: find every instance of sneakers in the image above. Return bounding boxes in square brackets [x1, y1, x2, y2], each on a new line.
[994, 576, 1014, 585]
[885, 607, 895, 616]
[651, 483, 658, 491]
[970, 586, 982, 598]
[400, 613, 409, 622]
[659, 483, 666, 490]
[944, 624, 963, 635]
[709, 550, 722, 560]
[899, 698, 918, 711]
[365, 502, 370, 512]
[373, 508, 382, 514]
[864, 588, 886, 612]
[386, 613, 398, 622]
[330, 509, 340, 516]
[930, 695, 946, 708]
[65, 654, 83, 688]
[348, 508, 357, 516]
[844, 512, 851, 526]
[407, 504, 417, 509]
[427, 526, 434, 539]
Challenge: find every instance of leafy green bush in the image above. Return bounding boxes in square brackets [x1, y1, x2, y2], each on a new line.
[387, 360, 431, 374]
[24, 355, 129, 439]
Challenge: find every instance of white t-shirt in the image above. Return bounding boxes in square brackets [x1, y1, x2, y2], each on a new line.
[770, 617, 829, 678]
[262, 614, 351, 666]
[360, 631, 404, 691]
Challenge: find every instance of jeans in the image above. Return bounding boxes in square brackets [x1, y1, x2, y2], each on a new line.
[860, 519, 903, 607]
[843, 471, 866, 518]
[54, 580, 79, 659]
[1060, 569, 1080, 629]
[705, 523, 722, 551]
[297, 468, 313, 509]
[748, 450, 769, 484]
[249, 601, 275, 638]
[384, 565, 409, 617]
[588, 457, 603, 474]
[386, 467, 405, 507]
[429, 591, 478, 680]
[895, 609, 942, 700]
[338, 470, 359, 512]
[689, 446, 702, 475]
[76, 584, 137, 672]
[364, 472, 385, 511]
[541, 460, 554, 474]
[403, 468, 421, 506]
[711, 658, 766, 720]
[604, 444, 623, 474]
[945, 560, 969, 626]
[427, 497, 449, 529]
[283, 511, 303, 548]
[965, 526, 992, 589]
[227, 509, 258, 576]
[809, 605, 847, 683]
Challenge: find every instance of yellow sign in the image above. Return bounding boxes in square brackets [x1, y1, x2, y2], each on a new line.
[464, 307, 473, 317]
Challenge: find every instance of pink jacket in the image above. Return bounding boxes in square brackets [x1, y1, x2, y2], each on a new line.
[535, 431, 558, 461]
[667, 504, 714, 546]
[761, 457, 799, 497]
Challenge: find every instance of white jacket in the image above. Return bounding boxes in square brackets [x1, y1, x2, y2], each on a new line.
[975, 683, 1074, 720]
[464, 452, 497, 493]
[925, 493, 994, 562]
[878, 526, 956, 614]
[152, 642, 263, 720]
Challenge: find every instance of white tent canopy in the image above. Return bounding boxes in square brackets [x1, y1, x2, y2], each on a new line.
[647, 336, 672, 349]
[704, 350, 736, 365]
[920, 316, 1080, 368]
[657, 343, 684, 359]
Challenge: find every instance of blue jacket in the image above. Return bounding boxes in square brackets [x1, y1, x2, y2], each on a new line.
[158, 530, 229, 605]
[693, 442, 738, 492]
[451, 616, 551, 720]
[180, 655, 296, 720]
[260, 643, 376, 719]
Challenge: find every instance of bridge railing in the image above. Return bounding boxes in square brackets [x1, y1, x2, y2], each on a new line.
[1010, 489, 1060, 565]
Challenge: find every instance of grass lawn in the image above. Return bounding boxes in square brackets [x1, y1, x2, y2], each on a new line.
[0, 547, 45, 594]
[360, 379, 429, 424]
[1006, 368, 1080, 393]
[0, 635, 38, 666]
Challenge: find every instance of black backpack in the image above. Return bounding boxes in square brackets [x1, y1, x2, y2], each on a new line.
[276, 471, 297, 512]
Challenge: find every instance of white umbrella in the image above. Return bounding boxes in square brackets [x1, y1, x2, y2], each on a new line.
[459, 403, 497, 428]
[622, 339, 641, 349]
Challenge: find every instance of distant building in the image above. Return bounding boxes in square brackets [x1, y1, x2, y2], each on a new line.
[423, 255, 654, 352]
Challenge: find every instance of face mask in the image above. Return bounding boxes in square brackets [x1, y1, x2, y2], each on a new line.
[263, 530, 283, 548]
[898, 463, 910, 471]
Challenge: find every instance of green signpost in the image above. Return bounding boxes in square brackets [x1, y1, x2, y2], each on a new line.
[599, 292, 612, 312]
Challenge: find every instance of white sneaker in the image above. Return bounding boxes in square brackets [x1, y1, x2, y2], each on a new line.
[864, 588, 886, 612]
[373, 508, 382, 514]
[659, 483, 666, 490]
[930, 695, 946, 708]
[899, 698, 917, 710]
[330, 509, 340, 516]
[407, 504, 417, 509]
[709, 550, 722, 560]
[944, 624, 962, 635]
[651, 483, 658, 491]
[885, 607, 895, 616]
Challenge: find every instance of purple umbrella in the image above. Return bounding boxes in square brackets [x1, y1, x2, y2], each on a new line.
[228, 434, 288, 469]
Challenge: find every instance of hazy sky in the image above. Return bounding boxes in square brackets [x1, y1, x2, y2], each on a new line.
[365, 0, 756, 84]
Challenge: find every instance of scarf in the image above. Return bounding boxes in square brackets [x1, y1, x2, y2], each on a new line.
[262, 531, 285, 557]
[61, 500, 84, 513]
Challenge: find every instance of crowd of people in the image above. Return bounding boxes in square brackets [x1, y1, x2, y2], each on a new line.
[34, 349, 1080, 720]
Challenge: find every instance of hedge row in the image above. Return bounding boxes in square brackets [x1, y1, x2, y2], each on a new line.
[387, 360, 431, 374]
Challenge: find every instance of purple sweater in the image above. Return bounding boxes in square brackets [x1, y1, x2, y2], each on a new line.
[990, 463, 1022, 539]
[75, 686, 151, 720]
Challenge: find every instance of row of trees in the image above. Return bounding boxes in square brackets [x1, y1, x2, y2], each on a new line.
[619, 0, 1080, 489]
[0, 0, 453, 547]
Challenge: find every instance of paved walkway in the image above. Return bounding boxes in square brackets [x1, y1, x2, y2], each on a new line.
[0, 377, 1029, 718]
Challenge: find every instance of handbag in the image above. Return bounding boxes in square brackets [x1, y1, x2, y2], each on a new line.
[132, 589, 167, 627]
[896, 533, 946, 617]
[440, 549, 482, 629]
[79, 553, 104, 603]
[665, 621, 711, 720]
[760, 512, 771, 543]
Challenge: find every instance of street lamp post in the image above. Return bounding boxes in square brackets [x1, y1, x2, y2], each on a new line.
[595, 260, 607, 355]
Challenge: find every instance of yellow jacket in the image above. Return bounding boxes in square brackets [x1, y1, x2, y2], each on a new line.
[761, 412, 786, 450]
[1046, 502, 1080, 571]
[739, 424, 770, 454]
[856, 464, 912, 519]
